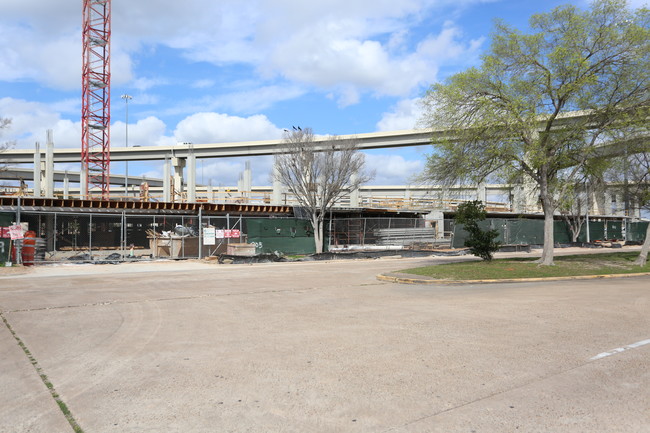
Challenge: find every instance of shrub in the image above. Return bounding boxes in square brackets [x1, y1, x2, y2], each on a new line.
[455, 200, 501, 261]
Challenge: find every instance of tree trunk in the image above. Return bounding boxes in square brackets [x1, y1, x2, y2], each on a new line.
[312, 215, 324, 254]
[633, 223, 650, 266]
[570, 218, 584, 243]
[538, 204, 555, 266]
[538, 177, 555, 266]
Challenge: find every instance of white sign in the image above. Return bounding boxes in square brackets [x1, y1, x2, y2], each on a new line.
[203, 227, 216, 245]
[8, 225, 23, 240]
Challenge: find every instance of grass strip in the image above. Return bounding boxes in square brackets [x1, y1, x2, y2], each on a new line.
[0, 312, 85, 433]
[400, 251, 650, 281]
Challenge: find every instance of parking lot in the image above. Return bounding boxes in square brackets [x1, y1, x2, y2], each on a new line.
[1, 253, 649, 432]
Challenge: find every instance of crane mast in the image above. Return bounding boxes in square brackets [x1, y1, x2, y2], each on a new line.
[82, 0, 111, 200]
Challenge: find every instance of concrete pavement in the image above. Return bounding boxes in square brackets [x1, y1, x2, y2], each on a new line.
[0, 254, 648, 432]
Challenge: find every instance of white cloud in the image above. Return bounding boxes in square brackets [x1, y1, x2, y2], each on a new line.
[192, 79, 216, 89]
[0, 98, 72, 148]
[364, 153, 423, 185]
[158, 84, 306, 117]
[132, 77, 168, 91]
[1, 0, 488, 101]
[0, 25, 80, 90]
[173, 112, 284, 143]
[2, 96, 286, 150]
[113, 116, 172, 148]
[264, 17, 484, 105]
[214, 85, 306, 114]
[416, 21, 485, 61]
[199, 156, 274, 187]
[376, 98, 426, 131]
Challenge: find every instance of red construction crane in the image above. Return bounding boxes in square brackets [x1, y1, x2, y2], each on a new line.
[82, 0, 111, 200]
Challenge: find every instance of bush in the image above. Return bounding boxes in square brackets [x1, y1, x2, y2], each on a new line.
[455, 200, 501, 261]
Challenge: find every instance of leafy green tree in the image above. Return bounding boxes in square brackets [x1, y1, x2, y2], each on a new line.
[455, 201, 501, 261]
[421, 0, 649, 265]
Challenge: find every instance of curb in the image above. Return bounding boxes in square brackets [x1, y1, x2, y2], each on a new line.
[377, 271, 650, 285]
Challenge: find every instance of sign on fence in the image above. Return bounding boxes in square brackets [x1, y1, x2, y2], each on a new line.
[203, 227, 216, 245]
[8, 225, 23, 240]
[215, 229, 241, 239]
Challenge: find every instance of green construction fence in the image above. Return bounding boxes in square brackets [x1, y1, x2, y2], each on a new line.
[452, 218, 647, 248]
[246, 218, 323, 255]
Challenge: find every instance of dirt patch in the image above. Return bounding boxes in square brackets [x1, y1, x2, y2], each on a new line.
[0, 266, 33, 277]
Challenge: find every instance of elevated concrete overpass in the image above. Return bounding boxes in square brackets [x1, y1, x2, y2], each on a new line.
[3, 128, 436, 164]
[1, 110, 598, 164]
[1, 109, 646, 208]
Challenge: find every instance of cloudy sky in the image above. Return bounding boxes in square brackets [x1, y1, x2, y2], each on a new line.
[0, 0, 647, 186]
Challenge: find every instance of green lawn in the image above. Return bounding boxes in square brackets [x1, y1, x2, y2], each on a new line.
[400, 252, 650, 280]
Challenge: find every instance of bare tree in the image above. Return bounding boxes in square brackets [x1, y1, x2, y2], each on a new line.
[630, 153, 650, 265]
[609, 151, 650, 265]
[274, 127, 372, 253]
[558, 171, 605, 243]
[559, 185, 589, 243]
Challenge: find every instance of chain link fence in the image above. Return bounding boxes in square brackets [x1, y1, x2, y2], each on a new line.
[3, 210, 436, 264]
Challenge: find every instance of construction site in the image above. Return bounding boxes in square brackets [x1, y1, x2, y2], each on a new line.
[1, 0, 648, 266]
[3, 3, 650, 433]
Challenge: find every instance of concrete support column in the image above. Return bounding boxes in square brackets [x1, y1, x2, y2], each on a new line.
[441, 186, 450, 210]
[237, 175, 243, 199]
[163, 157, 171, 202]
[512, 185, 522, 213]
[591, 185, 604, 215]
[243, 161, 252, 201]
[44, 130, 54, 198]
[603, 190, 613, 215]
[271, 162, 283, 205]
[365, 188, 373, 207]
[477, 183, 487, 203]
[46, 214, 56, 252]
[63, 172, 70, 199]
[80, 165, 88, 198]
[187, 152, 196, 203]
[33, 142, 42, 197]
[512, 178, 537, 213]
[171, 157, 186, 202]
[615, 193, 624, 216]
[426, 210, 445, 239]
[403, 186, 411, 207]
[631, 199, 641, 218]
[207, 184, 213, 203]
[514, 145, 540, 213]
[349, 173, 360, 208]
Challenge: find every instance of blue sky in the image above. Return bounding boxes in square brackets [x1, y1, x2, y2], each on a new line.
[0, 0, 647, 187]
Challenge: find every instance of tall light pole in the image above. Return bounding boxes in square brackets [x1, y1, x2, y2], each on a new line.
[121, 94, 132, 198]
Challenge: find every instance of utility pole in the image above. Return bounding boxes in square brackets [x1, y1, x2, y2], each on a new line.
[121, 94, 132, 198]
